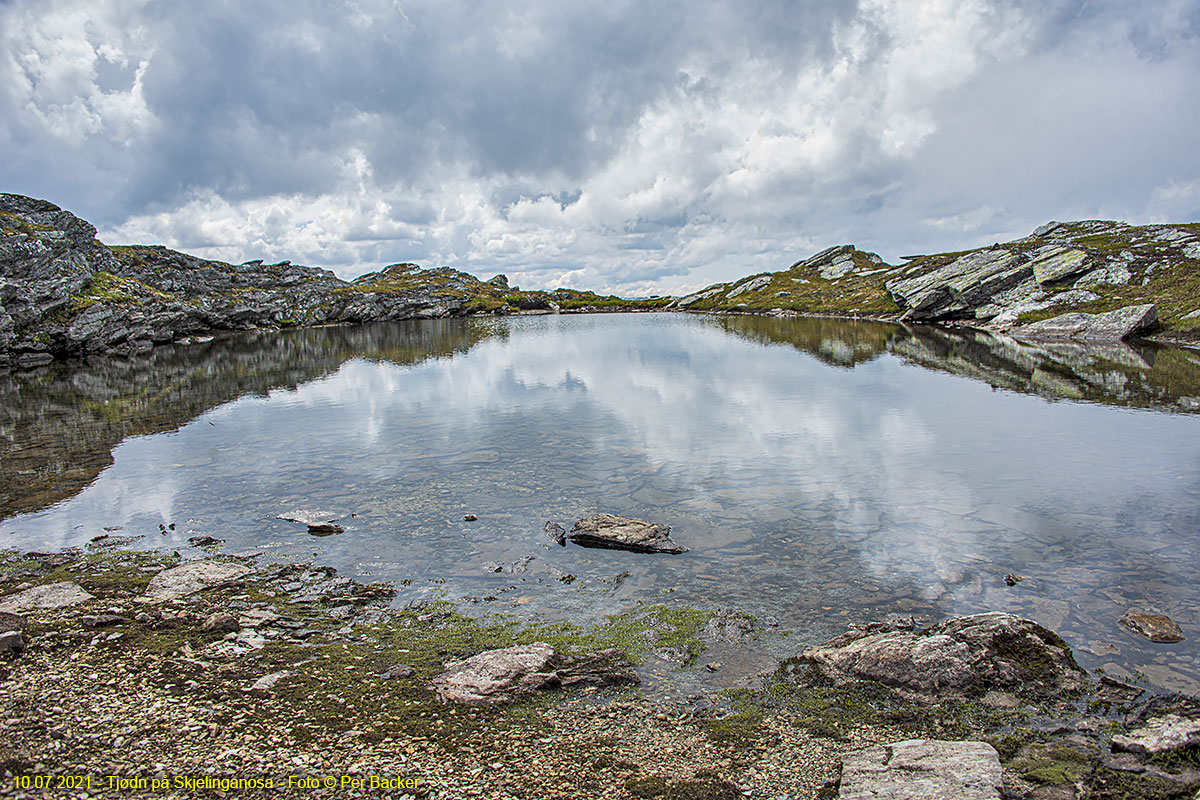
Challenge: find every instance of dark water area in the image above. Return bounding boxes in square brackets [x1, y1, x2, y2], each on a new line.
[3, 313, 1200, 694]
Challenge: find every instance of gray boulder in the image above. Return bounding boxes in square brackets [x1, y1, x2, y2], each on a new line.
[569, 514, 687, 554]
[429, 642, 638, 704]
[837, 739, 1003, 800]
[0, 581, 94, 613]
[793, 612, 1084, 699]
[1014, 303, 1158, 341]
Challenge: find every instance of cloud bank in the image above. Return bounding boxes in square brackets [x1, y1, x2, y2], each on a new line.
[3, 0, 1199, 294]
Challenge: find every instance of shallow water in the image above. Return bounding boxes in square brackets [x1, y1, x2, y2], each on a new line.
[3, 313, 1200, 694]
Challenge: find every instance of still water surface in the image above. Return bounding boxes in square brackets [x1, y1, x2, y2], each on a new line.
[3, 313, 1199, 693]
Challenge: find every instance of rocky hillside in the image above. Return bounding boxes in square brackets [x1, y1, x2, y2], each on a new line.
[0, 193, 665, 366]
[671, 220, 1200, 343]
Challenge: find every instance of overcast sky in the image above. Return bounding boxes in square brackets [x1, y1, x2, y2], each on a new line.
[3, 1, 1199, 294]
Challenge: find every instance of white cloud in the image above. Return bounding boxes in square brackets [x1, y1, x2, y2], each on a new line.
[3, 0, 1199, 293]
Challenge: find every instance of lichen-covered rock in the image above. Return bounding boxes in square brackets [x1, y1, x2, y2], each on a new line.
[429, 643, 638, 703]
[569, 514, 687, 554]
[792, 612, 1085, 700]
[1030, 247, 1091, 285]
[138, 561, 251, 602]
[1014, 303, 1158, 341]
[0, 581, 93, 614]
[837, 739, 1003, 799]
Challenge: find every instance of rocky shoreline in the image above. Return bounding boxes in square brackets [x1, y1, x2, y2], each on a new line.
[2, 545, 1198, 799]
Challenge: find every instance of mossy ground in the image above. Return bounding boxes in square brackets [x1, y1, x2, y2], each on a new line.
[684, 250, 902, 315]
[69, 270, 177, 313]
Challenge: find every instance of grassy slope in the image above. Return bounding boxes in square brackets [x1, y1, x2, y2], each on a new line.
[683, 221, 1200, 337]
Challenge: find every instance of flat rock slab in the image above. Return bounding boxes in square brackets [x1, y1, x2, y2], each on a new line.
[1119, 611, 1185, 643]
[1112, 714, 1200, 756]
[1014, 303, 1158, 341]
[430, 642, 638, 704]
[276, 510, 345, 535]
[568, 514, 687, 554]
[0, 582, 93, 614]
[797, 612, 1084, 699]
[139, 561, 251, 602]
[838, 739, 1003, 799]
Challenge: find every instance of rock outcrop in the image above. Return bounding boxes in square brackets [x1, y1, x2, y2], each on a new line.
[568, 514, 688, 554]
[836, 739, 1003, 800]
[790, 612, 1085, 700]
[0, 193, 659, 366]
[669, 218, 1200, 342]
[429, 643, 639, 703]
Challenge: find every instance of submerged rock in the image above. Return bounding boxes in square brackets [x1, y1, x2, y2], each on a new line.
[568, 514, 687, 554]
[792, 612, 1085, 700]
[701, 609, 756, 644]
[837, 739, 1003, 800]
[139, 561, 251, 602]
[1119, 611, 1185, 643]
[1014, 303, 1158, 341]
[430, 642, 638, 704]
[0, 582, 93, 614]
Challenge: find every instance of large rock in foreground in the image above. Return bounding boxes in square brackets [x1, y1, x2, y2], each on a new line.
[1014, 303, 1158, 341]
[430, 643, 639, 704]
[837, 739, 1003, 800]
[794, 612, 1085, 700]
[568, 514, 687, 554]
